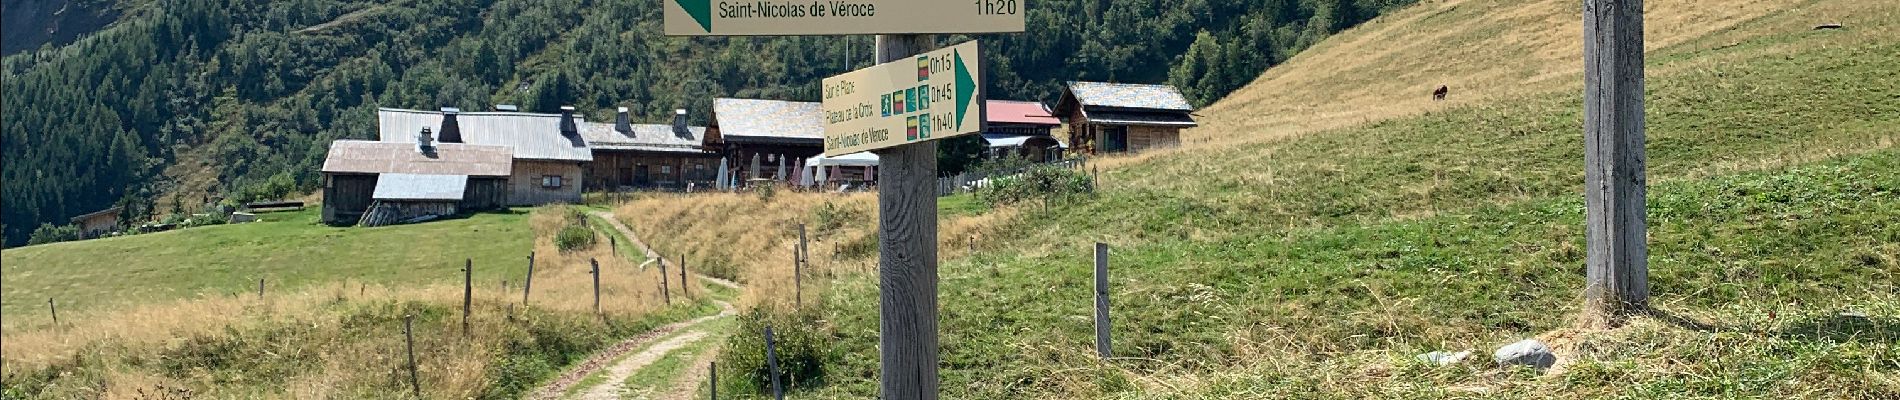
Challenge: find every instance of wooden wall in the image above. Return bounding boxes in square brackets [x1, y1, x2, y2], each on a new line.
[1126, 126, 1182, 153]
[461, 177, 508, 211]
[359, 201, 458, 227]
[585, 151, 722, 191]
[322, 173, 378, 225]
[508, 161, 585, 206]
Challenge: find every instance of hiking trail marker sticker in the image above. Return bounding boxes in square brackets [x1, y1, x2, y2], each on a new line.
[821, 40, 983, 156]
[666, 0, 1025, 36]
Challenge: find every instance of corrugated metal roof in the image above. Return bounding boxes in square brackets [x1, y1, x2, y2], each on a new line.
[1068, 82, 1195, 111]
[579, 121, 715, 155]
[378, 108, 593, 162]
[712, 98, 825, 144]
[372, 173, 468, 201]
[987, 100, 1060, 125]
[322, 140, 514, 176]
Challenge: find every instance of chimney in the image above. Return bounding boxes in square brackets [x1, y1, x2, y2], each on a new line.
[615, 107, 633, 135]
[672, 108, 689, 136]
[559, 106, 579, 137]
[416, 126, 435, 153]
[438, 107, 464, 143]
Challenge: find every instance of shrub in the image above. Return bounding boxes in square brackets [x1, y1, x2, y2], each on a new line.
[753, 182, 778, 203]
[812, 201, 866, 236]
[716, 308, 832, 396]
[555, 225, 596, 252]
[26, 223, 81, 246]
[974, 165, 1095, 207]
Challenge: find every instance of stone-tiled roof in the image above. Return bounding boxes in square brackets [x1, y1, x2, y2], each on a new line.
[711, 98, 824, 144]
[1067, 81, 1194, 111]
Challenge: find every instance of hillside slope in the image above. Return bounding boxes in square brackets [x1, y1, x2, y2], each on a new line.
[624, 0, 1897, 398]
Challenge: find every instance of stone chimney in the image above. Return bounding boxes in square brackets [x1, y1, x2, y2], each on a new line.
[559, 106, 578, 137]
[616, 107, 633, 135]
[438, 107, 464, 143]
[416, 126, 436, 153]
[672, 108, 689, 136]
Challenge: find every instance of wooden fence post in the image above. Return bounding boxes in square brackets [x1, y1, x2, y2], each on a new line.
[709, 361, 718, 400]
[660, 256, 672, 305]
[48, 298, 59, 328]
[462, 258, 472, 338]
[1094, 242, 1113, 359]
[404, 314, 421, 398]
[765, 326, 784, 400]
[258, 278, 265, 297]
[873, 33, 940, 400]
[523, 252, 536, 306]
[680, 256, 689, 298]
[794, 247, 802, 308]
[590, 259, 601, 316]
[1582, 0, 1650, 327]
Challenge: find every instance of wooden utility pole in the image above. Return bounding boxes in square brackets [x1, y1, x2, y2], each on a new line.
[1582, 0, 1649, 327]
[874, 33, 940, 400]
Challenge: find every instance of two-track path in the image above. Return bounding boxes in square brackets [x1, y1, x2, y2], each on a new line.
[527, 212, 741, 400]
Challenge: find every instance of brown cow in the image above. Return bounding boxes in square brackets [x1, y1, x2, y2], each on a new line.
[1432, 85, 1449, 101]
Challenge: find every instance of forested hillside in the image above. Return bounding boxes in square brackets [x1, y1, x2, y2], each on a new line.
[0, 0, 1413, 246]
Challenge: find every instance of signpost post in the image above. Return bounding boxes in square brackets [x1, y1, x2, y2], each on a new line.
[669, 3, 1019, 398]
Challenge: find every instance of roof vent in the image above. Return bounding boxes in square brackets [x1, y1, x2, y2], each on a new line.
[559, 106, 579, 137]
[438, 107, 464, 143]
[616, 107, 633, 135]
[672, 109, 689, 137]
[416, 127, 437, 155]
[494, 104, 519, 112]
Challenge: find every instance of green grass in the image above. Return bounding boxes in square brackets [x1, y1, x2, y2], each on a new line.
[0, 208, 535, 327]
[621, 318, 733, 396]
[730, 18, 1900, 399]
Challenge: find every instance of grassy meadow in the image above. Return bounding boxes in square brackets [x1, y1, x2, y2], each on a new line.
[617, 0, 1899, 398]
[1, 206, 713, 399]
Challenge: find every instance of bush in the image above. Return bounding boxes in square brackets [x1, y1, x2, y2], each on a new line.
[974, 165, 1095, 207]
[555, 225, 596, 252]
[26, 223, 81, 246]
[716, 308, 832, 396]
[812, 201, 866, 236]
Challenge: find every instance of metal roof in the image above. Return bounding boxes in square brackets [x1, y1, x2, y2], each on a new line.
[377, 108, 593, 162]
[70, 206, 124, 223]
[579, 121, 716, 155]
[987, 100, 1060, 126]
[321, 140, 513, 177]
[711, 98, 825, 144]
[1067, 82, 1195, 111]
[982, 134, 1068, 148]
[372, 173, 468, 201]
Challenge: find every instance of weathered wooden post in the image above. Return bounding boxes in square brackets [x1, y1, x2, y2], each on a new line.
[660, 256, 672, 305]
[590, 258, 602, 316]
[1094, 242, 1113, 359]
[873, 33, 942, 399]
[523, 252, 536, 305]
[1582, 0, 1649, 327]
[709, 361, 718, 400]
[765, 326, 784, 400]
[404, 314, 421, 398]
[257, 278, 265, 298]
[680, 256, 689, 298]
[611, 235, 618, 256]
[48, 298, 59, 328]
[462, 259, 473, 338]
[794, 247, 803, 308]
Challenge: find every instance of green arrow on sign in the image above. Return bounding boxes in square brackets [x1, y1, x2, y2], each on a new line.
[675, 0, 712, 32]
[954, 49, 976, 131]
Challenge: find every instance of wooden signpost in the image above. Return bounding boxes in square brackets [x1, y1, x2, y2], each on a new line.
[670, 5, 1018, 398]
[1581, 0, 1649, 327]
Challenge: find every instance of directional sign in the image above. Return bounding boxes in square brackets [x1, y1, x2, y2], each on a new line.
[822, 40, 983, 156]
[666, 0, 1025, 36]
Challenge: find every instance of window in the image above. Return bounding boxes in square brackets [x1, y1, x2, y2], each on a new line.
[542, 175, 564, 188]
[661, 165, 674, 175]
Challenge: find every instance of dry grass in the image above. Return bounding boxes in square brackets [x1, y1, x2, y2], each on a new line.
[1, 206, 692, 399]
[614, 190, 1019, 311]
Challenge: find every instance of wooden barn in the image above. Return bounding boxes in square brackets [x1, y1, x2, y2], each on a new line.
[69, 206, 123, 238]
[981, 100, 1066, 162]
[378, 107, 593, 206]
[707, 98, 826, 183]
[1053, 82, 1198, 155]
[318, 138, 512, 226]
[581, 108, 722, 191]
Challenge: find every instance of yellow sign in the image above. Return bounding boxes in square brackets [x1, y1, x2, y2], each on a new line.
[666, 0, 1025, 36]
[822, 41, 984, 156]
